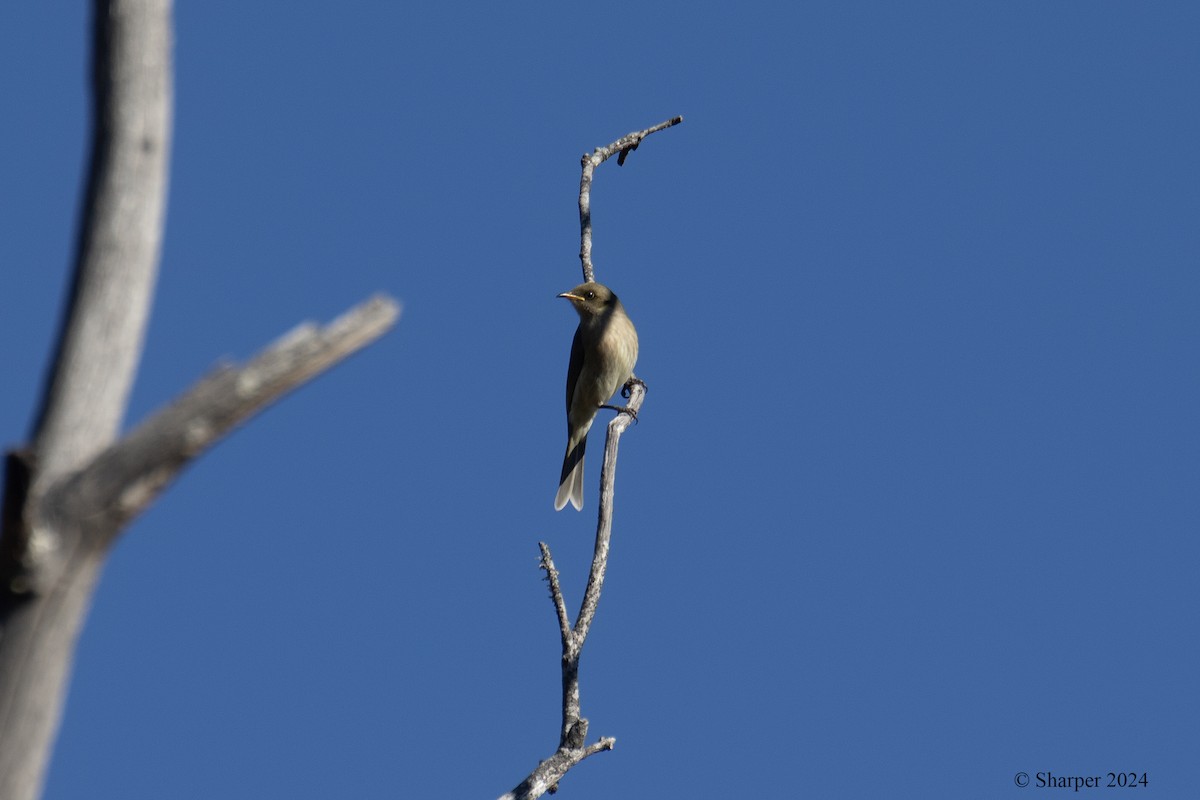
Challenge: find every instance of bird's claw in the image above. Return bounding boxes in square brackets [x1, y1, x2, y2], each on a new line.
[599, 403, 639, 424]
[621, 376, 647, 399]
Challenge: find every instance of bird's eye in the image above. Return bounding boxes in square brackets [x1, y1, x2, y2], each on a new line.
[585, 291, 595, 300]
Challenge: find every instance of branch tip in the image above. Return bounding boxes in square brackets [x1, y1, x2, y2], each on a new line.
[578, 114, 684, 283]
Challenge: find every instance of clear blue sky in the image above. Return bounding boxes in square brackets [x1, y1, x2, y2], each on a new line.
[2, 2, 1197, 798]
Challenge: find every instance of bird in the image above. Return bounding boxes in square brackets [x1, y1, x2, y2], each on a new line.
[554, 281, 639, 511]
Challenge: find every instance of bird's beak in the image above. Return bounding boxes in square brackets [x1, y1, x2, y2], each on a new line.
[557, 292, 584, 301]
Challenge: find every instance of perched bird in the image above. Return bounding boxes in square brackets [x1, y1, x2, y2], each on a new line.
[554, 281, 639, 511]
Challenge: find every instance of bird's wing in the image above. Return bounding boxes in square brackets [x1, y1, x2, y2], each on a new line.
[566, 325, 584, 416]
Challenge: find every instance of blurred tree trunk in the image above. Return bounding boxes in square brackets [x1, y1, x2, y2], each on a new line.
[0, 4, 397, 798]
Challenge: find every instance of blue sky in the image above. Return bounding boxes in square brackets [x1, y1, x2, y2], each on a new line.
[2, 2, 1197, 798]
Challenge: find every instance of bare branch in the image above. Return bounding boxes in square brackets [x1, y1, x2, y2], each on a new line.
[539, 543, 571, 641]
[42, 295, 401, 544]
[0, 293, 398, 800]
[508, 118, 677, 798]
[31, 0, 174, 488]
[506, 115, 676, 796]
[1, 4, 403, 799]
[573, 378, 644, 646]
[0, 4, 172, 797]
[510, 380, 645, 799]
[498, 738, 616, 800]
[578, 116, 683, 283]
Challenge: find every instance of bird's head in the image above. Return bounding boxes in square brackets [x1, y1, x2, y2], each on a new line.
[558, 281, 619, 319]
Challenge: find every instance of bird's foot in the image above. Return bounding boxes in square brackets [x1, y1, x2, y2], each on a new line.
[621, 375, 647, 399]
[600, 403, 639, 424]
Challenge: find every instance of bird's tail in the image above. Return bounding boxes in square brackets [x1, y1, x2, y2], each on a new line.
[554, 436, 586, 511]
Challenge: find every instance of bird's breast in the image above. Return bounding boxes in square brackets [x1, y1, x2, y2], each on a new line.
[574, 313, 638, 409]
[596, 313, 638, 379]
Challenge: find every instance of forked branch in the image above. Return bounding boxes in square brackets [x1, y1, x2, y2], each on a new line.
[500, 384, 644, 800]
[504, 115, 677, 799]
[40, 295, 400, 548]
[0, 4, 401, 799]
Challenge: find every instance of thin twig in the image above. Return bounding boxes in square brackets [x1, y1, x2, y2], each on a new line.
[578, 116, 683, 283]
[538, 543, 571, 641]
[572, 380, 644, 646]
